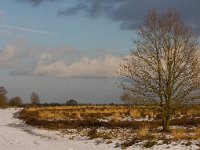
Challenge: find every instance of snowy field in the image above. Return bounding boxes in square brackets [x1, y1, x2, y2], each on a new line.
[0, 108, 199, 150]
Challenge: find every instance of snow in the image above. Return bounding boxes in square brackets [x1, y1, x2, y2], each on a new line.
[0, 108, 118, 150]
[0, 108, 199, 150]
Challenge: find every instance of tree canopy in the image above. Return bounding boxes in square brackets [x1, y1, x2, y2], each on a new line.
[119, 10, 200, 131]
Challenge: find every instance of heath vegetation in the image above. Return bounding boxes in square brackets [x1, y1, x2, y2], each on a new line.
[19, 105, 200, 148]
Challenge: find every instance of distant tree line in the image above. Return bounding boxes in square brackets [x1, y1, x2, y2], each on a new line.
[0, 86, 42, 108]
[0, 86, 123, 108]
[0, 86, 22, 108]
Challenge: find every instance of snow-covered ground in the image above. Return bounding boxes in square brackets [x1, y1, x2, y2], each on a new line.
[0, 108, 118, 150]
[0, 108, 199, 150]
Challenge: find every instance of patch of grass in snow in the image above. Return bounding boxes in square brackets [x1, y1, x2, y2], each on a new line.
[87, 128, 98, 139]
[171, 128, 188, 141]
[137, 126, 150, 139]
[121, 137, 141, 149]
[143, 140, 157, 148]
[192, 126, 200, 139]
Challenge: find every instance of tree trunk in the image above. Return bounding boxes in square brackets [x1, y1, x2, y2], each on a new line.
[162, 114, 171, 132]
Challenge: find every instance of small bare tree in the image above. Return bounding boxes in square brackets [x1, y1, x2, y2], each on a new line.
[119, 10, 200, 132]
[0, 86, 8, 108]
[31, 91, 40, 105]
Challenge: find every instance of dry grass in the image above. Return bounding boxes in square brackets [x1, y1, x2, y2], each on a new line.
[171, 128, 187, 140]
[112, 112, 121, 122]
[20, 105, 200, 142]
[19, 105, 163, 130]
[19, 105, 200, 128]
[187, 108, 199, 117]
[18, 105, 200, 148]
[129, 109, 141, 118]
[22, 105, 160, 121]
[137, 126, 149, 138]
[193, 126, 200, 139]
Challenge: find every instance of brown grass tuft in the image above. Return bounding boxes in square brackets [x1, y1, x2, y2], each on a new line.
[171, 128, 187, 140]
[137, 126, 149, 138]
[193, 126, 200, 139]
[129, 110, 141, 118]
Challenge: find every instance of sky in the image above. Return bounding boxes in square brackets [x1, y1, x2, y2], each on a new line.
[0, 0, 199, 104]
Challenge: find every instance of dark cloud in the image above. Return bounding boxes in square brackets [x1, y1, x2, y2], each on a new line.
[17, 0, 60, 6]
[58, 4, 87, 16]
[58, 0, 200, 31]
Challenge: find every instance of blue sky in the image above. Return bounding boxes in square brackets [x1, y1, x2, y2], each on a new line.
[0, 0, 199, 104]
[0, 0, 132, 104]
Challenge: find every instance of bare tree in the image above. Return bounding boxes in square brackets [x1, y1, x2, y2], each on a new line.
[0, 86, 8, 108]
[9, 96, 22, 107]
[31, 91, 40, 105]
[119, 10, 200, 132]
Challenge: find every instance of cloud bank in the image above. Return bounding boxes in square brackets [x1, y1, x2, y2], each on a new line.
[17, 0, 60, 6]
[33, 54, 121, 78]
[1, 39, 121, 78]
[17, 0, 200, 31]
[58, 0, 200, 31]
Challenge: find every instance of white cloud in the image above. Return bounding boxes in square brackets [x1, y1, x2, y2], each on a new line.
[0, 39, 122, 78]
[0, 46, 17, 67]
[32, 54, 122, 78]
[0, 39, 28, 69]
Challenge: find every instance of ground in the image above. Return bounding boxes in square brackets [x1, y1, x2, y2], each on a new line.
[0, 108, 117, 150]
[0, 108, 199, 150]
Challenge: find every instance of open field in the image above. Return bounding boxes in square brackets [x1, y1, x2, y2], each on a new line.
[19, 105, 200, 149]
